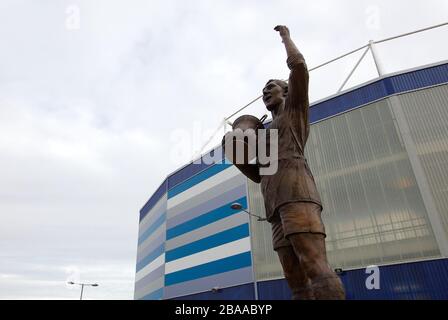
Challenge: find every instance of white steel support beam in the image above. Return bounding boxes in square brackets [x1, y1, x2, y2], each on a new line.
[338, 46, 371, 93]
[369, 40, 385, 76]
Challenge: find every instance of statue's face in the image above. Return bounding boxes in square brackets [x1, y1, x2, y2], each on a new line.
[263, 80, 286, 111]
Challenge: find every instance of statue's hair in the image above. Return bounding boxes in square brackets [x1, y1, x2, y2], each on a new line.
[265, 79, 288, 96]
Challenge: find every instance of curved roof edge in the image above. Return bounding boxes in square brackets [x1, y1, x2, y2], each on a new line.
[311, 59, 448, 106]
[139, 179, 167, 221]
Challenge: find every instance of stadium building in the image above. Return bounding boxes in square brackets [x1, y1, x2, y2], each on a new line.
[134, 28, 448, 300]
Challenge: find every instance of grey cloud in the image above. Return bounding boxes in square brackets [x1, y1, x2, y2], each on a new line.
[0, 0, 447, 299]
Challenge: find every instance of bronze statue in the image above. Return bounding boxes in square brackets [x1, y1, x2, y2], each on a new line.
[224, 26, 345, 300]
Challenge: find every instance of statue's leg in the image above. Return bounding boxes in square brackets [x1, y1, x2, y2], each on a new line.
[272, 218, 314, 300]
[288, 233, 345, 300]
[278, 202, 345, 300]
[276, 246, 315, 300]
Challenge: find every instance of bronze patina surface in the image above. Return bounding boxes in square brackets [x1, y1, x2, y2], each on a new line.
[224, 26, 345, 300]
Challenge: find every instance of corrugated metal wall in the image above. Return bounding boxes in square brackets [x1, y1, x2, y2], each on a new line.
[249, 94, 441, 278]
[174, 258, 448, 300]
[257, 258, 448, 300]
[399, 85, 448, 244]
[246, 181, 284, 280]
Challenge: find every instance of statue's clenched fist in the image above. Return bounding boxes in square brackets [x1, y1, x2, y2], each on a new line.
[274, 25, 290, 38]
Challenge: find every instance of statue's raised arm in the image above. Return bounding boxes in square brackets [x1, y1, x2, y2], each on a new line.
[274, 25, 309, 104]
[222, 25, 346, 300]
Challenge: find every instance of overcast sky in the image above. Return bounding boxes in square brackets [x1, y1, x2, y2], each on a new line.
[0, 0, 447, 299]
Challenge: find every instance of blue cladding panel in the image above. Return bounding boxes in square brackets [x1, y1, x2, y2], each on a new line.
[257, 259, 448, 300]
[136, 244, 165, 272]
[167, 147, 225, 190]
[257, 279, 292, 300]
[140, 180, 167, 221]
[171, 282, 255, 300]
[340, 258, 448, 300]
[166, 196, 248, 240]
[136, 192, 167, 300]
[163, 163, 251, 298]
[164, 267, 253, 299]
[166, 224, 250, 262]
[389, 63, 448, 93]
[309, 80, 387, 123]
[165, 251, 252, 286]
[137, 231, 165, 262]
[166, 182, 246, 229]
[168, 162, 212, 191]
[135, 265, 165, 291]
[141, 288, 164, 300]
[168, 163, 232, 198]
[138, 212, 166, 244]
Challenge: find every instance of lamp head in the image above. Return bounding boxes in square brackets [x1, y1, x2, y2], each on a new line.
[230, 203, 243, 210]
[334, 268, 344, 275]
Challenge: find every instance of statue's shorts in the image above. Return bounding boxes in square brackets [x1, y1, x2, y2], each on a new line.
[271, 202, 326, 251]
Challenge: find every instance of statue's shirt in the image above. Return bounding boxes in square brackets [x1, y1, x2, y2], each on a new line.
[261, 53, 322, 222]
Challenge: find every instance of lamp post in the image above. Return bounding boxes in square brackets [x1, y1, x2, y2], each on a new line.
[68, 281, 99, 300]
[230, 202, 265, 300]
[230, 203, 266, 221]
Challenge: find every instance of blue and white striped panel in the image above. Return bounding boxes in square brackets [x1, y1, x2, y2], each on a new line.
[164, 163, 253, 299]
[135, 193, 167, 300]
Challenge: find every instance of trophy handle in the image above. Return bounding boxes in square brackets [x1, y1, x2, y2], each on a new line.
[259, 114, 268, 123]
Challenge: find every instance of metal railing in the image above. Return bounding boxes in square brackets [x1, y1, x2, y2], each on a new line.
[195, 22, 448, 157]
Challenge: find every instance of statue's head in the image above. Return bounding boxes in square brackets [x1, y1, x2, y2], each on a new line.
[262, 79, 288, 112]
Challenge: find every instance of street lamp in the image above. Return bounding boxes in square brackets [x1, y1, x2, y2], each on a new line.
[230, 202, 266, 221]
[68, 281, 99, 300]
